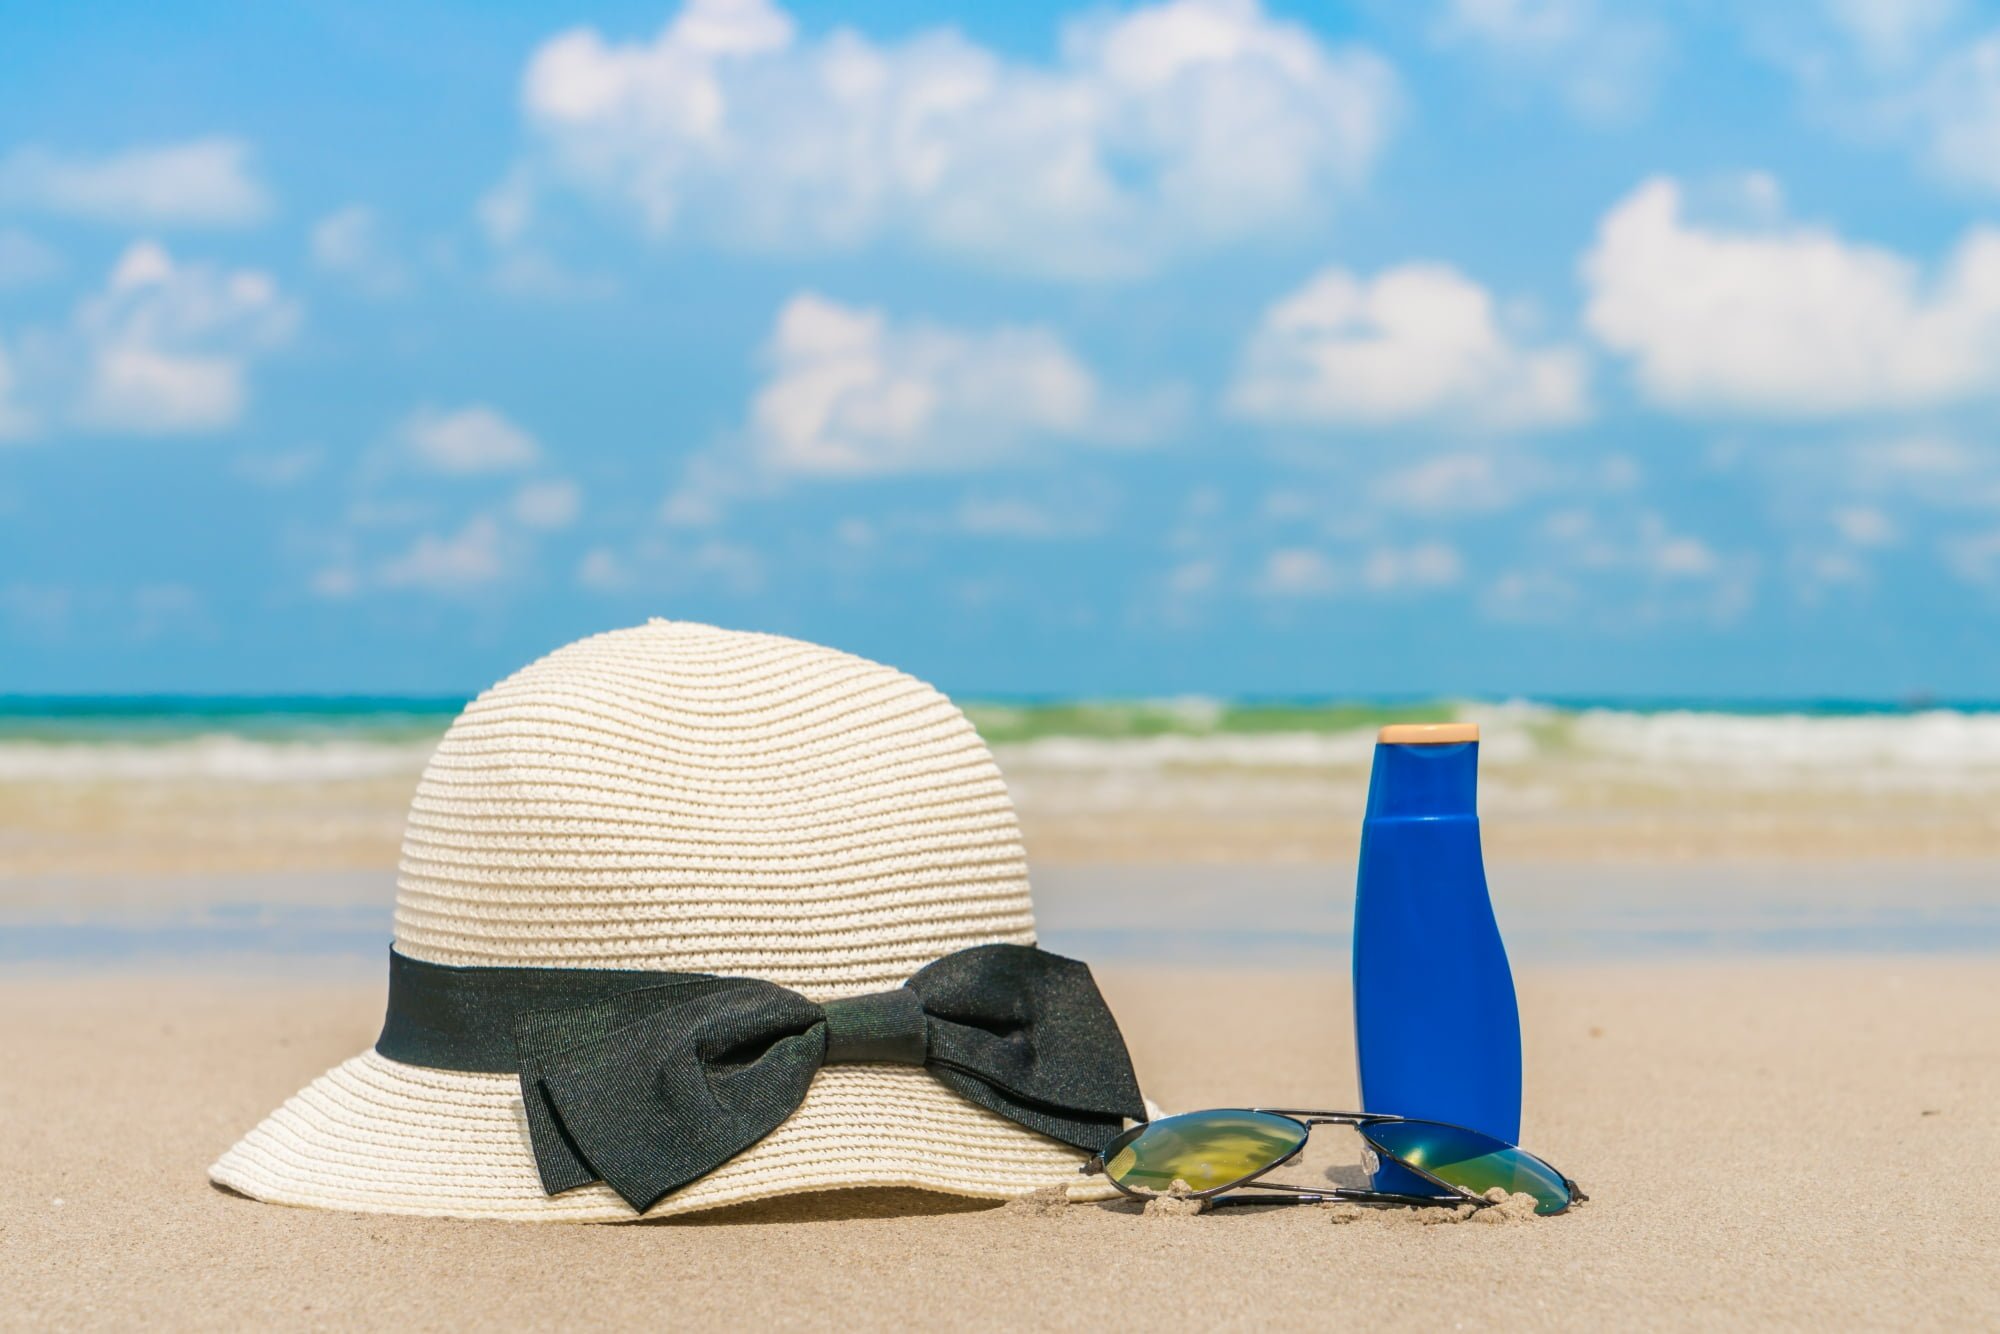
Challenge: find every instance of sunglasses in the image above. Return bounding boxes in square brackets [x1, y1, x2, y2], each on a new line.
[1082, 1108, 1583, 1216]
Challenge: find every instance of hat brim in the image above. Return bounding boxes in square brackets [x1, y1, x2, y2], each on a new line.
[210, 1049, 1120, 1221]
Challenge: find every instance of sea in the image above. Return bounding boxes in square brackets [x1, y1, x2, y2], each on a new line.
[4, 695, 1999, 966]
[5, 693, 2000, 784]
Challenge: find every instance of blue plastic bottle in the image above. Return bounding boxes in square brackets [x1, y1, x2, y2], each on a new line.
[1353, 723, 1520, 1194]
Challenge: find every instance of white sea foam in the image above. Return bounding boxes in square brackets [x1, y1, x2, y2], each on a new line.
[7, 704, 2000, 790]
[995, 702, 2000, 792]
[1563, 708, 2000, 771]
[0, 734, 438, 783]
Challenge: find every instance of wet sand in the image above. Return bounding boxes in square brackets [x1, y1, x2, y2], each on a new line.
[6, 959, 1997, 1330]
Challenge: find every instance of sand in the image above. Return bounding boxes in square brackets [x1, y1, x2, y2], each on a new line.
[6, 959, 1997, 1330]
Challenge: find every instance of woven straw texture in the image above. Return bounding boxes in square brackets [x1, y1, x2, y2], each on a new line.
[211, 620, 1112, 1220]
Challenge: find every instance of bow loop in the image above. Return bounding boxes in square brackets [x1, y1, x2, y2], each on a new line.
[512, 977, 823, 1207]
[910, 945, 1148, 1146]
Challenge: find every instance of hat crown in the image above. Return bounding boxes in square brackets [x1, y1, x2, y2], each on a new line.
[392, 621, 1034, 999]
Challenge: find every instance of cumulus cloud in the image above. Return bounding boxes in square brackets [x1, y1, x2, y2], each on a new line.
[495, 0, 1396, 278]
[719, 292, 1159, 483]
[375, 515, 510, 592]
[512, 477, 582, 529]
[0, 229, 61, 288]
[1485, 507, 1750, 625]
[1904, 30, 2000, 192]
[1822, 0, 1961, 68]
[1583, 174, 2000, 416]
[1370, 451, 1519, 514]
[1361, 541, 1463, 590]
[71, 241, 297, 434]
[1432, 0, 1667, 123]
[310, 205, 404, 295]
[952, 495, 1103, 540]
[1769, 6, 2000, 197]
[0, 138, 270, 227]
[1253, 541, 1462, 597]
[1229, 262, 1588, 431]
[0, 340, 30, 440]
[1943, 527, 2000, 587]
[1832, 504, 1898, 547]
[576, 546, 631, 591]
[401, 404, 541, 473]
[1255, 547, 1341, 597]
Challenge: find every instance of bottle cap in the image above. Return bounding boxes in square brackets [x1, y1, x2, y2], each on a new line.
[1377, 722, 1479, 745]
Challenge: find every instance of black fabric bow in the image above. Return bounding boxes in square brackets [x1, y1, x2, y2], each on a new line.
[376, 944, 1145, 1212]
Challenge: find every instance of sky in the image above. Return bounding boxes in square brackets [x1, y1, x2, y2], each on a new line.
[5, 0, 2000, 699]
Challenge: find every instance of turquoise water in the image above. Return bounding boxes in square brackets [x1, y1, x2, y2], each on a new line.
[5, 692, 1999, 745]
[0, 696, 464, 743]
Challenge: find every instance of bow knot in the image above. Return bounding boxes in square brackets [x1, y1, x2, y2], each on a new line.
[821, 988, 928, 1064]
[505, 944, 1143, 1211]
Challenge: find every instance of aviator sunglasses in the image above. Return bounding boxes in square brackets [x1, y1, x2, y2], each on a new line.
[1082, 1108, 1583, 1215]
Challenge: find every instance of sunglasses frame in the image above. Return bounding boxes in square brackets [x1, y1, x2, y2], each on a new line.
[1081, 1107, 1585, 1214]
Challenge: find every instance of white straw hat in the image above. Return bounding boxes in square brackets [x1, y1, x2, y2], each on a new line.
[211, 619, 1129, 1221]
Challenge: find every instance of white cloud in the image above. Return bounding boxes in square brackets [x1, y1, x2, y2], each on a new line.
[401, 405, 541, 474]
[1772, 6, 2000, 196]
[1832, 504, 1899, 546]
[1255, 541, 1460, 597]
[1229, 262, 1588, 431]
[1583, 174, 2000, 416]
[1943, 528, 2000, 586]
[1371, 451, 1522, 514]
[952, 495, 1103, 540]
[1487, 507, 1751, 624]
[1651, 534, 1721, 578]
[513, 477, 582, 529]
[1824, 0, 1961, 69]
[1904, 30, 2000, 192]
[1255, 547, 1341, 597]
[576, 546, 632, 591]
[0, 229, 61, 288]
[232, 447, 323, 488]
[0, 138, 269, 227]
[377, 515, 509, 592]
[1361, 541, 1463, 590]
[1433, 0, 1666, 123]
[310, 206, 404, 295]
[310, 566, 360, 600]
[737, 292, 1130, 478]
[1548, 507, 1726, 579]
[1166, 557, 1219, 597]
[0, 340, 31, 440]
[72, 241, 297, 434]
[497, 0, 1397, 278]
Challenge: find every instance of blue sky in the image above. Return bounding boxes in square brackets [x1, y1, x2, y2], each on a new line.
[5, 0, 2000, 698]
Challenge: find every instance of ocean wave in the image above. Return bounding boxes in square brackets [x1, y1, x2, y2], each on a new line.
[7, 700, 2000, 788]
[992, 701, 2000, 791]
[0, 735, 439, 782]
[1560, 708, 2000, 769]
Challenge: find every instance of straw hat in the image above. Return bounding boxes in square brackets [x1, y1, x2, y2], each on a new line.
[211, 619, 1128, 1220]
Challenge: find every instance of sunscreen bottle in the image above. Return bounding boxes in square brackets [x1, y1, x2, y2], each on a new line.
[1353, 722, 1521, 1193]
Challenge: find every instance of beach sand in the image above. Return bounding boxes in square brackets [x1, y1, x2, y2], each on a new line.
[7, 959, 1997, 1330]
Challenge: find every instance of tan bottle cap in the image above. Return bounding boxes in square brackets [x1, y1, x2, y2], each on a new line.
[1377, 722, 1480, 745]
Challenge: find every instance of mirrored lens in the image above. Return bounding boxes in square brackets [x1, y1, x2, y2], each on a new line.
[1362, 1120, 1572, 1215]
[1104, 1110, 1307, 1195]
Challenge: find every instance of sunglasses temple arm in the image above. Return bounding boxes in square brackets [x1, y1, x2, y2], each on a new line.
[1218, 1181, 1469, 1208]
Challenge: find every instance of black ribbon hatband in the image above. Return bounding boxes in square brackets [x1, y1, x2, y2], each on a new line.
[375, 944, 1146, 1212]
